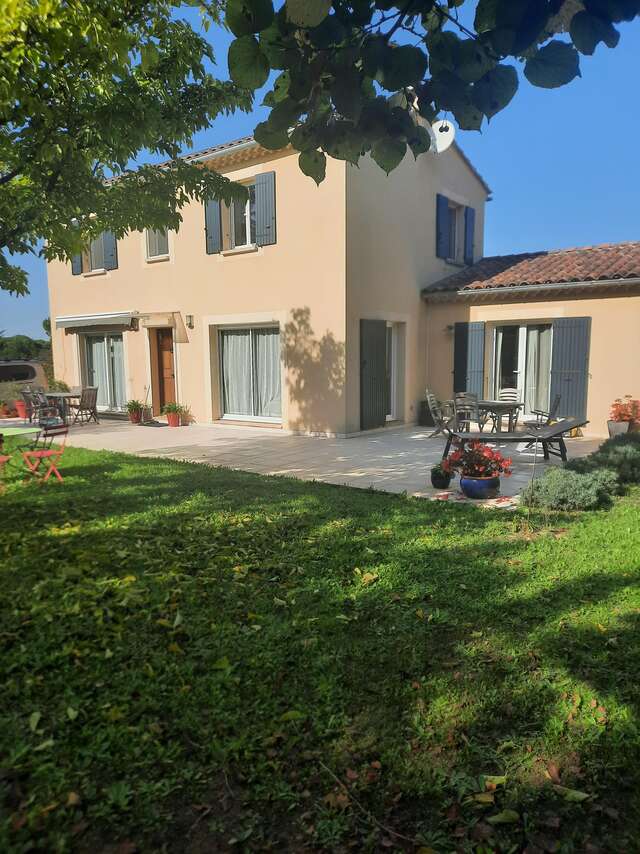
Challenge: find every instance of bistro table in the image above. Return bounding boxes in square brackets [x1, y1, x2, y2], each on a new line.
[478, 399, 524, 433]
[0, 425, 40, 451]
[46, 391, 81, 423]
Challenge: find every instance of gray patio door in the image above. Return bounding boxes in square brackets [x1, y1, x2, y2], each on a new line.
[453, 322, 485, 397]
[550, 317, 591, 420]
[360, 319, 387, 430]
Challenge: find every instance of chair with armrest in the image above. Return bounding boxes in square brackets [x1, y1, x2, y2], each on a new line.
[69, 387, 99, 425]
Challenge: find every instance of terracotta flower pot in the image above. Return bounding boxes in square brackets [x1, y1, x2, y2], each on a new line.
[460, 475, 500, 500]
[166, 411, 181, 427]
[128, 410, 142, 424]
[15, 400, 27, 419]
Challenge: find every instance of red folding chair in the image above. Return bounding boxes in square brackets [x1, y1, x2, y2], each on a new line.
[0, 453, 11, 492]
[22, 424, 68, 483]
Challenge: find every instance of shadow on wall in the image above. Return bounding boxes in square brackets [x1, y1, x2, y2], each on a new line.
[283, 307, 345, 434]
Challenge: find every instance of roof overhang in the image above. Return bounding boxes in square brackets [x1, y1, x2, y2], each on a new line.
[422, 277, 640, 302]
[55, 311, 139, 332]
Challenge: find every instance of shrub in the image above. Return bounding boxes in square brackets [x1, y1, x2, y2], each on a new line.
[521, 467, 619, 511]
[566, 433, 640, 484]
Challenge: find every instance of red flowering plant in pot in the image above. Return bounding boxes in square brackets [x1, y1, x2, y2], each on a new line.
[608, 396, 640, 438]
[442, 441, 513, 499]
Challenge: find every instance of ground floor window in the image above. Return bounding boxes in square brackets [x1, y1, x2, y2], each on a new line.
[83, 333, 126, 411]
[219, 326, 281, 420]
[493, 323, 552, 413]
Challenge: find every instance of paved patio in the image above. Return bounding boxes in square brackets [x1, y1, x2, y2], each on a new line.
[62, 419, 602, 503]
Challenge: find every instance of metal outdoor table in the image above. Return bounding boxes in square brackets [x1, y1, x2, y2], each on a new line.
[46, 391, 80, 423]
[478, 399, 523, 433]
[0, 425, 40, 451]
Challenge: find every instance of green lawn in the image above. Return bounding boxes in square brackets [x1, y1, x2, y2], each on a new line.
[1, 445, 640, 852]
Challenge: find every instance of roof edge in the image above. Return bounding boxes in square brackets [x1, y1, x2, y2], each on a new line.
[422, 277, 640, 301]
[451, 141, 492, 196]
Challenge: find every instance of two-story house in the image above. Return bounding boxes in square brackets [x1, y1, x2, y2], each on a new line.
[47, 134, 489, 435]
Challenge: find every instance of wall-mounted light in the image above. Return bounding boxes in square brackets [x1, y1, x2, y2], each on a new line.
[185, 314, 194, 329]
[445, 324, 455, 333]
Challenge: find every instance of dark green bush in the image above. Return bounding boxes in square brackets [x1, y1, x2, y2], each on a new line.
[566, 433, 640, 484]
[521, 467, 619, 511]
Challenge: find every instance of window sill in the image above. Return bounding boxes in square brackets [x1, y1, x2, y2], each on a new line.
[221, 414, 281, 424]
[146, 254, 170, 264]
[83, 269, 107, 277]
[222, 244, 258, 257]
[445, 258, 466, 268]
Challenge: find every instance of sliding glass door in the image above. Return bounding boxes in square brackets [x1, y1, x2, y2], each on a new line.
[493, 324, 552, 414]
[220, 326, 281, 421]
[84, 334, 126, 411]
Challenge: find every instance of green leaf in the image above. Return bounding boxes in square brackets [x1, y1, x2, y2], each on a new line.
[371, 137, 407, 174]
[299, 150, 326, 184]
[66, 706, 79, 721]
[452, 101, 484, 131]
[331, 70, 364, 120]
[29, 711, 41, 732]
[254, 120, 290, 150]
[226, 0, 274, 37]
[272, 70, 291, 102]
[407, 124, 432, 158]
[228, 35, 270, 89]
[553, 784, 591, 802]
[455, 40, 497, 84]
[570, 10, 620, 54]
[380, 45, 428, 91]
[487, 809, 520, 825]
[286, 0, 331, 28]
[268, 97, 303, 131]
[472, 65, 518, 119]
[280, 709, 306, 721]
[290, 123, 320, 152]
[212, 656, 231, 670]
[524, 40, 581, 89]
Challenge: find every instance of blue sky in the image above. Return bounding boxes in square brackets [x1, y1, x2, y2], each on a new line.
[2, 13, 639, 338]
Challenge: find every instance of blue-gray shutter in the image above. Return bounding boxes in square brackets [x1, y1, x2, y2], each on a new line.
[360, 319, 387, 430]
[103, 231, 118, 270]
[464, 206, 475, 265]
[453, 321, 485, 397]
[550, 317, 591, 421]
[436, 193, 450, 259]
[204, 199, 222, 254]
[71, 253, 83, 275]
[255, 171, 276, 246]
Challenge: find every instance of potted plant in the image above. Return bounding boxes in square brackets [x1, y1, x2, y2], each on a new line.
[430, 462, 453, 490]
[126, 399, 145, 424]
[162, 402, 184, 427]
[608, 396, 640, 438]
[15, 397, 27, 419]
[442, 441, 513, 500]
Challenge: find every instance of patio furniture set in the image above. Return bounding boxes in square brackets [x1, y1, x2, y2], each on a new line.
[0, 387, 100, 487]
[426, 389, 587, 464]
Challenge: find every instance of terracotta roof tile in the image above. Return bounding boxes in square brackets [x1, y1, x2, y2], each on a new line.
[424, 241, 640, 294]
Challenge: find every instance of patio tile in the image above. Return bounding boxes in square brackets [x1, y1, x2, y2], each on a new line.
[62, 419, 601, 505]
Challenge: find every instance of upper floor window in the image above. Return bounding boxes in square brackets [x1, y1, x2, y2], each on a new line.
[204, 171, 276, 255]
[146, 227, 169, 260]
[231, 183, 256, 248]
[436, 193, 476, 267]
[72, 231, 118, 275]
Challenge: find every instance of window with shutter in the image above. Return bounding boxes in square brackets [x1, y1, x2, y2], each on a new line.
[146, 228, 169, 260]
[204, 199, 222, 254]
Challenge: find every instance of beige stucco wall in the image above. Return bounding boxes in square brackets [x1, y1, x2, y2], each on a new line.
[48, 149, 349, 433]
[345, 145, 488, 433]
[425, 291, 640, 437]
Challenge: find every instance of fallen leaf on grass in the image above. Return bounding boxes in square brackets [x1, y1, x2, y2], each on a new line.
[345, 768, 358, 781]
[473, 792, 495, 805]
[29, 711, 41, 732]
[66, 791, 81, 807]
[324, 790, 350, 810]
[553, 785, 590, 802]
[487, 809, 520, 825]
[482, 774, 507, 789]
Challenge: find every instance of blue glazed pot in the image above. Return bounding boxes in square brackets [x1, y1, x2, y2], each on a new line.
[460, 475, 500, 500]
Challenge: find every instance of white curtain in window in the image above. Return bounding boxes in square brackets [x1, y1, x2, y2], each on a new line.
[253, 328, 281, 418]
[526, 325, 552, 412]
[221, 329, 252, 416]
[110, 335, 126, 410]
[493, 327, 503, 396]
[147, 229, 168, 257]
[85, 336, 109, 407]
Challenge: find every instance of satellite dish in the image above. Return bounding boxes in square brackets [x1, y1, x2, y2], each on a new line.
[430, 118, 456, 154]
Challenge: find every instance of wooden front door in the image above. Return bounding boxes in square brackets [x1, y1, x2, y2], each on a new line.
[156, 328, 176, 410]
